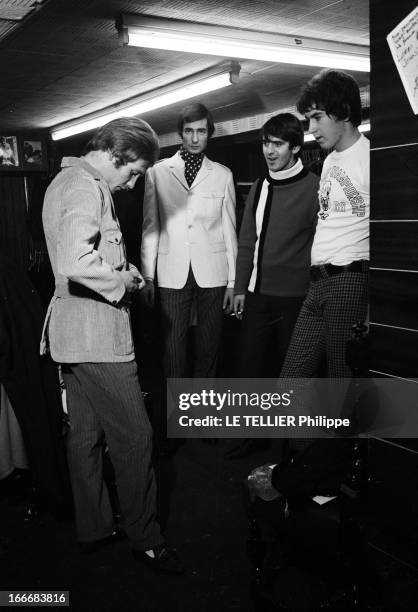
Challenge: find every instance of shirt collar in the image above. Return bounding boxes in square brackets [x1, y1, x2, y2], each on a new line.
[61, 156, 106, 182]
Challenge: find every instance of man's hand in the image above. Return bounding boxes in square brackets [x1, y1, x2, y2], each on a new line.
[120, 269, 145, 293]
[140, 279, 155, 308]
[233, 294, 245, 320]
[223, 287, 234, 315]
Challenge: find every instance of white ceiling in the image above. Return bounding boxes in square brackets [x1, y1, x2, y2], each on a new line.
[0, 0, 369, 139]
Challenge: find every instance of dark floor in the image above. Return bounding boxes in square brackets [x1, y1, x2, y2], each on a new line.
[2, 436, 418, 612]
[1, 440, 268, 612]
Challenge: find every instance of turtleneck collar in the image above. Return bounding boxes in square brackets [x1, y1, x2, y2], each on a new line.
[268, 158, 303, 181]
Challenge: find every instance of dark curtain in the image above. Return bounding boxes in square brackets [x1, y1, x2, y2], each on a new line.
[0, 253, 71, 511]
[0, 175, 29, 270]
[25, 175, 55, 309]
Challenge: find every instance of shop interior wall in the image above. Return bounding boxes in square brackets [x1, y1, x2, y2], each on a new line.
[0, 131, 50, 296]
[368, 0, 418, 571]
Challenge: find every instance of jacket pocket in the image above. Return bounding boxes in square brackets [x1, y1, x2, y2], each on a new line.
[102, 228, 124, 268]
[210, 241, 226, 253]
[202, 192, 224, 218]
[105, 228, 123, 244]
[113, 306, 133, 356]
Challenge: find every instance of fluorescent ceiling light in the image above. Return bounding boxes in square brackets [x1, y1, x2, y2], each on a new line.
[51, 68, 236, 141]
[120, 15, 370, 73]
[304, 122, 370, 143]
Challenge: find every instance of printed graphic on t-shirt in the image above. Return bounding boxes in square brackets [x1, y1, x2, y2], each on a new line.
[318, 179, 332, 219]
[318, 165, 366, 220]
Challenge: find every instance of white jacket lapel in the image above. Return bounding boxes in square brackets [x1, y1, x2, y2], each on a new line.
[191, 156, 212, 189]
[169, 152, 189, 191]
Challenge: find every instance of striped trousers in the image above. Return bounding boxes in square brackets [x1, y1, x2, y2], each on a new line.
[158, 267, 225, 378]
[61, 361, 163, 550]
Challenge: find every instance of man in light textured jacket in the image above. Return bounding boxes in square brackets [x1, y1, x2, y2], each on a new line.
[41, 117, 183, 573]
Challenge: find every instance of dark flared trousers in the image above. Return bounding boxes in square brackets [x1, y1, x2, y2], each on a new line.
[239, 292, 305, 378]
[62, 361, 163, 550]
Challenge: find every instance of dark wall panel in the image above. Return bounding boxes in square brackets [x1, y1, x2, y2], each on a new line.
[370, 270, 418, 330]
[371, 326, 418, 378]
[369, 0, 418, 570]
[371, 145, 418, 220]
[371, 223, 418, 270]
[368, 438, 418, 568]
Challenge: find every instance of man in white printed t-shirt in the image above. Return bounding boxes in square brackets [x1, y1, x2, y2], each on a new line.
[281, 69, 369, 378]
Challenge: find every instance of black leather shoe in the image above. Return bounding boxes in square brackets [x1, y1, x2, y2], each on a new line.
[78, 529, 127, 554]
[224, 439, 271, 460]
[133, 544, 185, 574]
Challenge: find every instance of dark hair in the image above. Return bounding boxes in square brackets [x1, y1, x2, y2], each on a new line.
[84, 117, 160, 166]
[262, 113, 304, 151]
[177, 103, 215, 138]
[297, 69, 362, 127]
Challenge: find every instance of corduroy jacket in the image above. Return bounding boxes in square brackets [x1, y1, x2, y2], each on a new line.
[41, 157, 136, 362]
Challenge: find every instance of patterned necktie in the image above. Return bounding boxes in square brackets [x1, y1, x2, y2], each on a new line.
[180, 147, 204, 187]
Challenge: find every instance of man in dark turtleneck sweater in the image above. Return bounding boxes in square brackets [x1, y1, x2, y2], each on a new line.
[234, 113, 319, 377]
[141, 103, 237, 381]
[225, 114, 318, 459]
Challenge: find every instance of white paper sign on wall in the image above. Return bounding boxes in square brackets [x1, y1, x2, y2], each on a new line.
[386, 6, 418, 115]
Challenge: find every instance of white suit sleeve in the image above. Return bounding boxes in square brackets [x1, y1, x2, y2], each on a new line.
[141, 167, 160, 281]
[222, 169, 238, 288]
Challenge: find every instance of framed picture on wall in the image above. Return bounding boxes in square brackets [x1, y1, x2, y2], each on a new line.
[21, 137, 47, 170]
[0, 135, 19, 169]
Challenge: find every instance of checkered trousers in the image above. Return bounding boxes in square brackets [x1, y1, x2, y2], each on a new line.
[280, 271, 368, 378]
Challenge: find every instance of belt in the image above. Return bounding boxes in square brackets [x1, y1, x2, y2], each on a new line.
[54, 282, 130, 307]
[310, 260, 369, 281]
[54, 282, 107, 301]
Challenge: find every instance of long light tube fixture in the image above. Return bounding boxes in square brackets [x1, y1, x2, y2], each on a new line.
[119, 14, 370, 73]
[304, 122, 370, 143]
[51, 64, 239, 141]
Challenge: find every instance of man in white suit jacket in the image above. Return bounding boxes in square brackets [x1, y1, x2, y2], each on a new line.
[141, 103, 237, 379]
